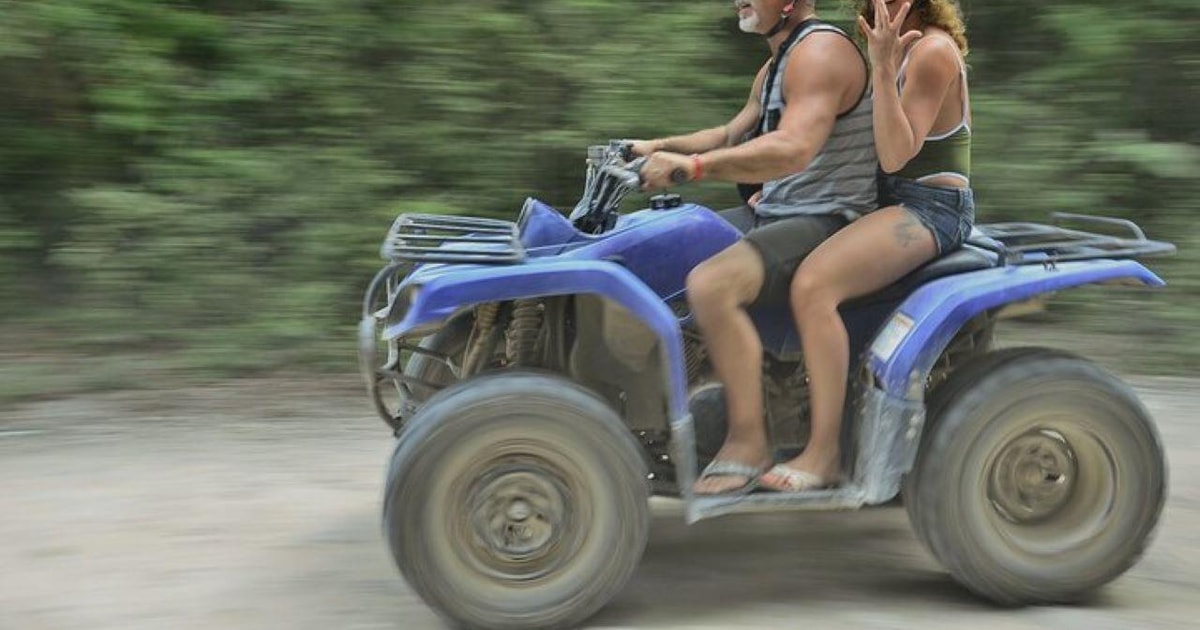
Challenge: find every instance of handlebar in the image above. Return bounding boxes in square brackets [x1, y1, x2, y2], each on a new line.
[570, 141, 689, 233]
[600, 164, 641, 189]
[599, 158, 690, 189]
[599, 158, 646, 190]
[590, 141, 693, 189]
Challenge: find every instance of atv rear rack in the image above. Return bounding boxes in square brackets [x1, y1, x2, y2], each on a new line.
[381, 213, 525, 264]
[973, 212, 1176, 266]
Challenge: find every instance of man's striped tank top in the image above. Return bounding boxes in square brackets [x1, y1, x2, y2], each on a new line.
[752, 20, 878, 220]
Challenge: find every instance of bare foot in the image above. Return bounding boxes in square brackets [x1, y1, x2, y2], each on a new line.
[693, 439, 773, 495]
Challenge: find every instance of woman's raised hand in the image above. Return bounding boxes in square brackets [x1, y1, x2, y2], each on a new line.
[857, 0, 924, 76]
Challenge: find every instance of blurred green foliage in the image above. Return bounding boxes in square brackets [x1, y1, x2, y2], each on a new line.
[0, 0, 1196, 378]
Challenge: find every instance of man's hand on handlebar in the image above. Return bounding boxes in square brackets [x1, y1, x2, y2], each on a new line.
[628, 139, 663, 158]
[640, 152, 696, 192]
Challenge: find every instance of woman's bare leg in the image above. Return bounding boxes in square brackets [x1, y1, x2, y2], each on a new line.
[762, 207, 938, 488]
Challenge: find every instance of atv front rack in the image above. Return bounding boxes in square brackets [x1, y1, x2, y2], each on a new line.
[973, 212, 1176, 266]
[363, 212, 524, 431]
[381, 213, 525, 264]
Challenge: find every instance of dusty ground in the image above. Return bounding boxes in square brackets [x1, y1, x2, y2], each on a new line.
[1, 374, 1197, 630]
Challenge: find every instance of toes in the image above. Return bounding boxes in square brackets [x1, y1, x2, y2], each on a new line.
[694, 475, 748, 495]
[759, 473, 784, 488]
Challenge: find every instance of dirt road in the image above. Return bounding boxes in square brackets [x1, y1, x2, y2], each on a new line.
[2, 376, 1197, 630]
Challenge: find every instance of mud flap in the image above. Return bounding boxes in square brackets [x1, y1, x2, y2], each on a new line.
[853, 387, 925, 505]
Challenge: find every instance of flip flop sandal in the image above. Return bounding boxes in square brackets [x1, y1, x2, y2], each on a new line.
[759, 464, 837, 493]
[693, 460, 766, 497]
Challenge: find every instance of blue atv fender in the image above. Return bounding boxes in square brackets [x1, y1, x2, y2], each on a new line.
[383, 258, 692, 421]
[870, 259, 1165, 401]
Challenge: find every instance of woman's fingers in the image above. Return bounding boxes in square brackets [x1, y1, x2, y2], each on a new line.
[890, 2, 913, 32]
[899, 29, 923, 49]
[857, 15, 872, 39]
[872, 0, 889, 31]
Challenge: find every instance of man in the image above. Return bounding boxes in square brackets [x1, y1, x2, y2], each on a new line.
[634, 0, 877, 495]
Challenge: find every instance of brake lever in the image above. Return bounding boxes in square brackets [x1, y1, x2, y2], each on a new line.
[609, 139, 636, 163]
[600, 157, 647, 190]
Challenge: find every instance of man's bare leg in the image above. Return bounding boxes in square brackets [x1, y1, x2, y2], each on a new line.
[686, 242, 774, 494]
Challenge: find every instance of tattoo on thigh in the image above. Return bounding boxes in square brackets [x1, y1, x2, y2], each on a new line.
[894, 214, 922, 248]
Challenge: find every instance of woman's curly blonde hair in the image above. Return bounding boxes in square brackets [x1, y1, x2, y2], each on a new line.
[850, 0, 969, 54]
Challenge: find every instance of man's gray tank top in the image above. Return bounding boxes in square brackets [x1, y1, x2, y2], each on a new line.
[752, 21, 878, 220]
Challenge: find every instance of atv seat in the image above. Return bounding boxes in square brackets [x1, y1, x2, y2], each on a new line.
[848, 242, 1000, 308]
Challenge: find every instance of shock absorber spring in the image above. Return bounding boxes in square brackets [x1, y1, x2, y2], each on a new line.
[506, 300, 543, 367]
[462, 302, 501, 375]
[682, 333, 708, 387]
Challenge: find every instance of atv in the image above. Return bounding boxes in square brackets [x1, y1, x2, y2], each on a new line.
[358, 141, 1174, 630]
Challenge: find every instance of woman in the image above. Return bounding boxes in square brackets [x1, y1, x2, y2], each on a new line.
[759, 0, 975, 491]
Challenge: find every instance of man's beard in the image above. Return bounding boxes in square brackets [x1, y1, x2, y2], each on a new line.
[738, 12, 761, 33]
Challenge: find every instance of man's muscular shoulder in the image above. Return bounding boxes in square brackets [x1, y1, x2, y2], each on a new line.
[782, 30, 866, 107]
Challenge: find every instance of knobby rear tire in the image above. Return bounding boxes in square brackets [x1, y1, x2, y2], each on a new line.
[908, 348, 1166, 604]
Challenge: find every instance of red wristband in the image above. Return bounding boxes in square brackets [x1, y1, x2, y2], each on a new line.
[690, 154, 705, 182]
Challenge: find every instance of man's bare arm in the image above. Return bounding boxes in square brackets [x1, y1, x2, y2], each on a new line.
[635, 64, 768, 156]
[697, 33, 863, 183]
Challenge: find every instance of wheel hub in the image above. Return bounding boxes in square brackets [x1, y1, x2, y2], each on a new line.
[989, 429, 1078, 523]
[465, 462, 573, 578]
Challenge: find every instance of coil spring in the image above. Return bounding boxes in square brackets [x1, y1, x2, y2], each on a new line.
[683, 334, 707, 387]
[475, 302, 500, 331]
[462, 302, 502, 375]
[506, 300, 543, 367]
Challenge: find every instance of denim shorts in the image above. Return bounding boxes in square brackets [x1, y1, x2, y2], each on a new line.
[878, 174, 976, 254]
